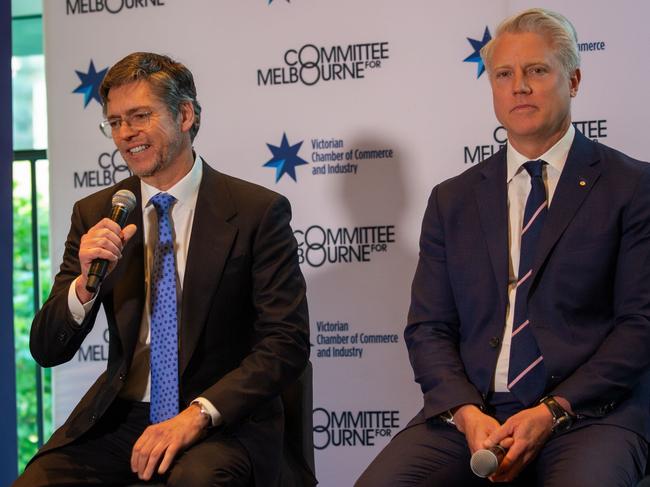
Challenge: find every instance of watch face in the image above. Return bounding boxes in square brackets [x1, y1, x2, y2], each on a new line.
[553, 414, 572, 432]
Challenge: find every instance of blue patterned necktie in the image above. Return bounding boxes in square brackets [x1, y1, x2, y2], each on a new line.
[149, 192, 180, 423]
[508, 160, 547, 406]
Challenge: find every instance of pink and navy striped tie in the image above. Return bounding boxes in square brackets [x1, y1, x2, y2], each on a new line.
[508, 160, 547, 406]
[149, 192, 180, 423]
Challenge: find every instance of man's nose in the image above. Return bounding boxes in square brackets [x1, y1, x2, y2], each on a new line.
[513, 71, 532, 95]
[115, 120, 138, 139]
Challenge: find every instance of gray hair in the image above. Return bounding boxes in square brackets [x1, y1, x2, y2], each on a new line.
[99, 52, 202, 141]
[481, 8, 580, 77]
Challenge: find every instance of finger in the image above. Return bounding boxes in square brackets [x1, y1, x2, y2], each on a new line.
[121, 224, 138, 244]
[95, 217, 123, 235]
[80, 247, 121, 264]
[500, 437, 515, 449]
[497, 440, 526, 477]
[132, 429, 156, 475]
[131, 433, 146, 472]
[87, 227, 124, 250]
[484, 424, 511, 448]
[158, 442, 180, 474]
[142, 444, 166, 481]
[137, 436, 156, 477]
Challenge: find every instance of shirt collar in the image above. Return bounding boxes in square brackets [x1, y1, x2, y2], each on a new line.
[506, 124, 575, 182]
[141, 152, 203, 209]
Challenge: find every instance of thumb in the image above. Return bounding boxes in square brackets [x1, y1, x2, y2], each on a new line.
[121, 224, 138, 244]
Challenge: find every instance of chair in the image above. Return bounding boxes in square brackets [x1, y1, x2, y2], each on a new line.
[125, 362, 316, 486]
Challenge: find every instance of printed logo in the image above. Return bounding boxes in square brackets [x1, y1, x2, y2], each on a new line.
[74, 149, 132, 188]
[294, 225, 395, 267]
[262, 135, 395, 183]
[462, 120, 608, 165]
[263, 133, 309, 182]
[66, 0, 166, 16]
[258, 42, 389, 87]
[73, 60, 108, 108]
[578, 40, 606, 52]
[313, 408, 400, 450]
[463, 26, 491, 78]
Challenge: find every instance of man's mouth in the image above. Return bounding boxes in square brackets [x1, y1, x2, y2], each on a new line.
[128, 144, 150, 154]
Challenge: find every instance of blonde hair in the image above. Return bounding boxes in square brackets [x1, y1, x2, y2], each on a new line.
[481, 8, 580, 76]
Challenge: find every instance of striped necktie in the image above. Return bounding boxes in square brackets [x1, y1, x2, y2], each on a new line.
[149, 192, 180, 423]
[507, 160, 547, 406]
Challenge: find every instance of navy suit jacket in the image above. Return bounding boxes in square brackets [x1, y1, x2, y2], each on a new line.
[29, 161, 314, 485]
[405, 130, 650, 441]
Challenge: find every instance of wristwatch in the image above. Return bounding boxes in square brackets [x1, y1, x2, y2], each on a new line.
[190, 400, 213, 429]
[540, 396, 574, 433]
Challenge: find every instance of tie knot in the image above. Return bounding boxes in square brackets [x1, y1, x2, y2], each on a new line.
[150, 192, 176, 214]
[523, 160, 545, 178]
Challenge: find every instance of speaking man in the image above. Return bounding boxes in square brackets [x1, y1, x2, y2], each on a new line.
[357, 8, 650, 486]
[15, 52, 314, 486]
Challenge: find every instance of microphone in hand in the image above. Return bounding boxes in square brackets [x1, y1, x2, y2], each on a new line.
[470, 444, 507, 478]
[86, 189, 137, 293]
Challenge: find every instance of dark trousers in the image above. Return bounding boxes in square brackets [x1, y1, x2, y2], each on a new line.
[355, 418, 648, 487]
[13, 399, 252, 487]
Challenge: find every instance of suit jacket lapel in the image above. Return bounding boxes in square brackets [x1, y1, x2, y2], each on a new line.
[474, 150, 509, 308]
[531, 130, 601, 287]
[105, 177, 145, 365]
[179, 162, 238, 375]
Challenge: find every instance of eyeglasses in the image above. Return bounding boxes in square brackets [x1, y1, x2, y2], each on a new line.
[99, 110, 153, 138]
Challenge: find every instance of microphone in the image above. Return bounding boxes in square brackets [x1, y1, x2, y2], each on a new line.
[85, 189, 137, 293]
[470, 445, 506, 478]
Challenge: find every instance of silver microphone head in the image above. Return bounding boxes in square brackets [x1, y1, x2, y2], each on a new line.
[112, 189, 136, 212]
[470, 447, 502, 478]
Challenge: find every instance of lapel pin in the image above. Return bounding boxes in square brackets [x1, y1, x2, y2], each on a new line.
[579, 179, 587, 187]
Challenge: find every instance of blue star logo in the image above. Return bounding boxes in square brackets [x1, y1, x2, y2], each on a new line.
[263, 133, 308, 182]
[73, 60, 108, 108]
[463, 27, 492, 78]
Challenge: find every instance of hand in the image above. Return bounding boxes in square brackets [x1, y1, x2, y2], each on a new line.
[453, 405, 501, 454]
[131, 404, 210, 481]
[75, 218, 137, 303]
[483, 403, 553, 482]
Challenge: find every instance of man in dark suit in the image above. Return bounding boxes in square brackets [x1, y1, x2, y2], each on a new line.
[15, 52, 315, 486]
[357, 8, 650, 487]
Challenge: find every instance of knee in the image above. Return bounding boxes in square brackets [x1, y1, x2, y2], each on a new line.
[167, 454, 252, 487]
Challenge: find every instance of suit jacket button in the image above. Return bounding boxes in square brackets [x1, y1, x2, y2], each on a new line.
[489, 336, 501, 348]
[56, 332, 67, 342]
[90, 414, 96, 422]
[119, 373, 126, 381]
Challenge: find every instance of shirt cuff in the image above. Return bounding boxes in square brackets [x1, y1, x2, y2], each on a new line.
[192, 397, 223, 427]
[68, 277, 97, 324]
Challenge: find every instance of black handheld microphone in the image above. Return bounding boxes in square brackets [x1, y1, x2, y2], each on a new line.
[470, 445, 507, 478]
[85, 189, 137, 293]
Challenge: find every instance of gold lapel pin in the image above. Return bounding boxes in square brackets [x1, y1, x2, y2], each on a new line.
[579, 179, 587, 187]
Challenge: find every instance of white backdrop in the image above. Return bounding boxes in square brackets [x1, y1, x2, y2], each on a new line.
[43, 1, 650, 484]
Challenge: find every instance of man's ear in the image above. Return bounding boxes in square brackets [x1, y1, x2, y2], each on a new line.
[569, 68, 581, 98]
[178, 101, 195, 133]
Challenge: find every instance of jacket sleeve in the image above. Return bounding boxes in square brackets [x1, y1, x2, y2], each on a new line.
[30, 201, 102, 367]
[405, 186, 484, 420]
[551, 166, 650, 417]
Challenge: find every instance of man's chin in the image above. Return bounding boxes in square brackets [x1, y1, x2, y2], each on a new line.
[125, 160, 161, 179]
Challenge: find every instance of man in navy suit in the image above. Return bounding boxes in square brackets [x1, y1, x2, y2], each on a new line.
[357, 8, 650, 486]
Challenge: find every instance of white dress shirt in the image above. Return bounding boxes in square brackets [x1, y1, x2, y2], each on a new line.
[493, 124, 575, 392]
[68, 155, 221, 425]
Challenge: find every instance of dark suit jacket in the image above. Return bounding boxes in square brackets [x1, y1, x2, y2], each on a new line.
[29, 161, 315, 485]
[405, 131, 650, 441]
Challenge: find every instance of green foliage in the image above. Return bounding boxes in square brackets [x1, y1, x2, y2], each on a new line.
[13, 162, 52, 473]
